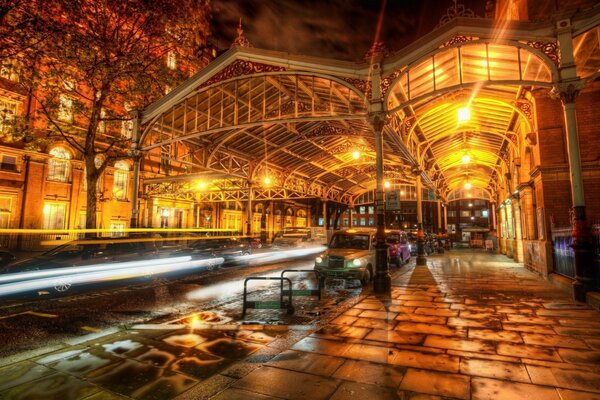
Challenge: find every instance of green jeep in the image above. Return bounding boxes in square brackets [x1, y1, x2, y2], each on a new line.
[314, 228, 376, 286]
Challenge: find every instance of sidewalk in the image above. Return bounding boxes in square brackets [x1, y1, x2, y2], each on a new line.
[1, 250, 600, 399]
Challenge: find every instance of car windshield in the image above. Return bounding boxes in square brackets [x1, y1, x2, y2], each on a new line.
[386, 235, 399, 244]
[329, 234, 369, 250]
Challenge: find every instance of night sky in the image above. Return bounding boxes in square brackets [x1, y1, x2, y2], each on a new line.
[211, 0, 488, 61]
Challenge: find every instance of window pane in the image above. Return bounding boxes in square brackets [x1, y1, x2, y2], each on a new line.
[43, 203, 66, 229]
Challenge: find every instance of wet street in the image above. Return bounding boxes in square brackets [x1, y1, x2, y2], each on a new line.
[1, 250, 599, 399]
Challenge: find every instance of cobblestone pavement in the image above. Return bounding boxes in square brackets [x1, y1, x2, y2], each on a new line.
[1, 250, 600, 399]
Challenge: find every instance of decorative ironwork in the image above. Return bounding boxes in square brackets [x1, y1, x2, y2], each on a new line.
[440, 35, 475, 48]
[438, 0, 478, 27]
[200, 60, 286, 89]
[381, 71, 401, 97]
[342, 77, 372, 98]
[525, 41, 560, 67]
[231, 18, 252, 48]
[514, 100, 532, 121]
[302, 123, 363, 139]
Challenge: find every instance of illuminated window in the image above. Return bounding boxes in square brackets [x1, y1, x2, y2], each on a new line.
[48, 147, 71, 182]
[359, 206, 366, 215]
[0, 196, 13, 228]
[360, 218, 366, 226]
[460, 210, 471, 217]
[482, 210, 489, 218]
[112, 161, 129, 200]
[0, 155, 17, 171]
[43, 202, 66, 229]
[368, 206, 374, 214]
[0, 99, 17, 132]
[109, 221, 126, 237]
[0, 59, 19, 81]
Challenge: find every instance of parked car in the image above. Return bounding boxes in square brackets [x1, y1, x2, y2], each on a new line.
[0, 237, 162, 293]
[172, 237, 251, 267]
[314, 228, 375, 286]
[239, 237, 262, 249]
[385, 230, 411, 267]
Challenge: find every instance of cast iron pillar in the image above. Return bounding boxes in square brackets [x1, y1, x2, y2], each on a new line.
[415, 173, 427, 266]
[371, 112, 391, 294]
[129, 110, 142, 229]
[555, 19, 593, 301]
[246, 182, 253, 236]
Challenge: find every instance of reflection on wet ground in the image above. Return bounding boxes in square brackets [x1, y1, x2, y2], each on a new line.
[0, 269, 365, 399]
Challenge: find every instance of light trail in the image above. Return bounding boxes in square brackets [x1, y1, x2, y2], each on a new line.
[0, 256, 193, 284]
[234, 246, 326, 265]
[0, 257, 224, 297]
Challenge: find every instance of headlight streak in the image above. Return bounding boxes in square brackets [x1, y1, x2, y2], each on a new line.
[233, 246, 327, 265]
[0, 257, 224, 297]
[0, 256, 193, 284]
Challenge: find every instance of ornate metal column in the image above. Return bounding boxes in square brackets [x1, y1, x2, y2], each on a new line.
[554, 18, 593, 301]
[415, 174, 427, 266]
[129, 110, 142, 228]
[437, 200, 444, 253]
[443, 202, 449, 250]
[519, 187, 536, 239]
[491, 202, 497, 230]
[511, 194, 524, 262]
[371, 112, 391, 294]
[246, 182, 253, 236]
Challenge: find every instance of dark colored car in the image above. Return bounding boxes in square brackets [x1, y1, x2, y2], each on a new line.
[172, 237, 251, 267]
[385, 230, 411, 267]
[0, 237, 162, 293]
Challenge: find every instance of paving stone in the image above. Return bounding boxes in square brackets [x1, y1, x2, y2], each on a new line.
[364, 329, 425, 345]
[358, 310, 398, 320]
[331, 315, 358, 326]
[343, 343, 397, 364]
[0, 373, 102, 400]
[330, 381, 398, 400]
[395, 322, 465, 337]
[390, 349, 460, 372]
[558, 319, 600, 328]
[459, 358, 530, 383]
[542, 303, 592, 310]
[403, 301, 451, 308]
[447, 349, 519, 363]
[399, 368, 470, 399]
[414, 308, 458, 317]
[526, 365, 600, 393]
[585, 338, 600, 350]
[471, 377, 561, 400]
[521, 333, 589, 349]
[557, 348, 600, 365]
[505, 314, 557, 325]
[554, 326, 600, 336]
[82, 390, 129, 399]
[468, 329, 523, 343]
[312, 325, 371, 340]
[342, 309, 363, 317]
[352, 317, 397, 330]
[397, 295, 435, 301]
[536, 309, 600, 318]
[267, 350, 345, 376]
[424, 335, 495, 353]
[451, 304, 495, 312]
[174, 373, 236, 400]
[496, 342, 561, 361]
[395, 344, 446, 354]
[557, 389, 600, 400]
[448, 318, 501, 329]
[521, 358, 600, 373]
[333, 359, 406, 388]
[291, 337, 351, 357]
[495, 307, 534, 314]
[0, 361, 56, 392]
[354, 302, 386, 310]
[395, 314, 448, 325]
[232, 366, 340, 400]
[501, 323, 556, 334]
[387, 305, 416, 313]
[459, 311, 501, 320]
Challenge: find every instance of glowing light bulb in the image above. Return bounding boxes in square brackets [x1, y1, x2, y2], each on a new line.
[458, 107, 470, 123]
[197, 182, 206, 190]
[352, 151, 360, 159]
[464, 182, 472, 190]
[384, 181, 390, 188]
[462, 154, 471, 164]
[263, 176, 271, 186]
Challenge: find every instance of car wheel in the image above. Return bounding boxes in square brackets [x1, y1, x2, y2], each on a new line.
[361, 266, 372, 287]
[396, 257, 402, 268]
[53, 279, 72, 293]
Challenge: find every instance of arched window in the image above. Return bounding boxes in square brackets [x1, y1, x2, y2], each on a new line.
[112, 160, 129, 200]
[48, 147, 71, 182]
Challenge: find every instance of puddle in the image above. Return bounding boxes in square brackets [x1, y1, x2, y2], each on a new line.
[162, 333, 207, 348]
